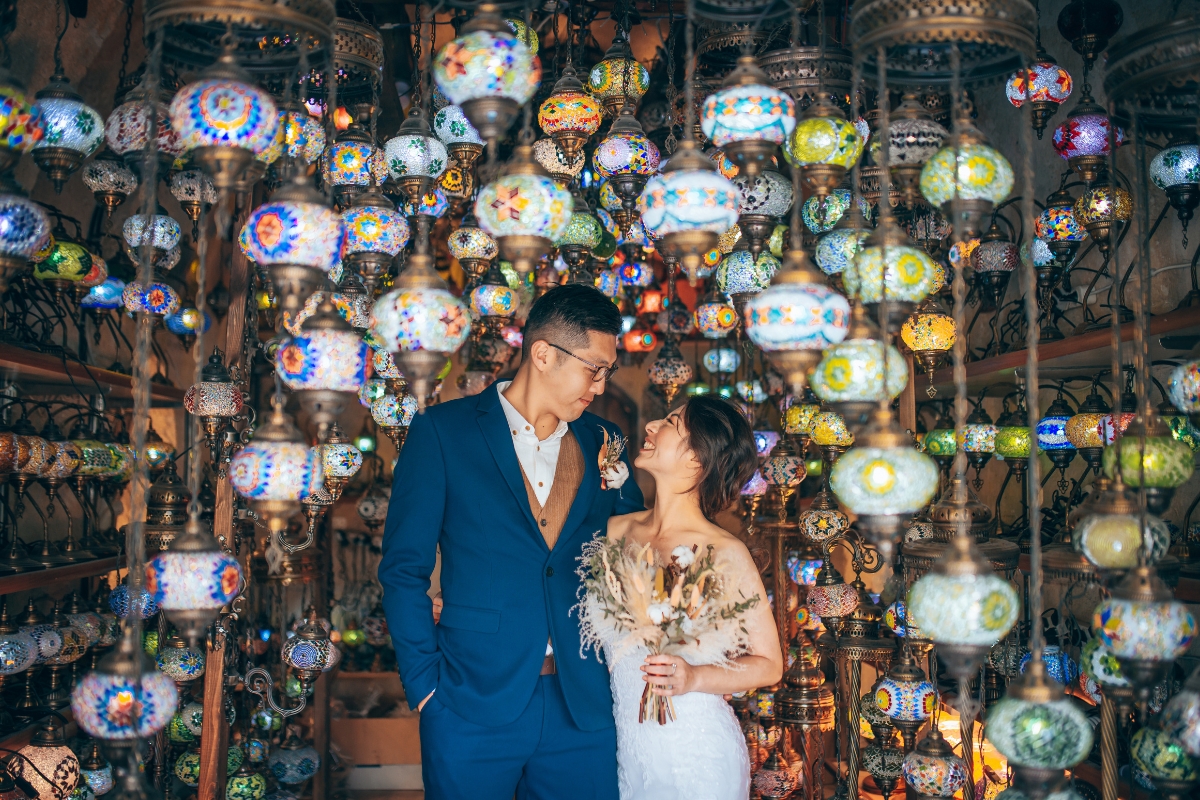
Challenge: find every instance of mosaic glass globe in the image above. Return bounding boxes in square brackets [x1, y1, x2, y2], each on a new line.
[958, 423, 997, 454]
[532, 137, 584, 178]
[902, 739, 967, 797]
[269, 739, 321, 785]
[587, 40, 649, 111]
[164, 308, 211, 337]
[371, 394, 419, 428]
[1073, 185, 1133, 226]
[786, 110, 863, 169]
[744, 282, 851, 352]
[801, 189, 871, 234]
[155, 644, 206, 682]
[875, 673, 936, 722]
[994, 426, 1032, 460]
[987, 695, 1092, 770]
[0, 192, 50, 262]
[908, 572, 1020, 647]
[701, 77, 796, 148]
[537, 84, 601, 142]
[715, 250, 779, 296]
[810, 412, 854, 447]
[475, 171, 573, 242]
[0, 83, 43, 155]
[324, 139, 375, 187]
[694, 295, 738, 339]
[281, 107, 325, 163]
[32, 85, 103, 159]
[1162, 681, 1200, 758]
[276, 327, 370, 394]
[71, 661, 178, 739]
[1131, 727, 1199, 783]
[384, 128, 449, 181]
[702, 347, 741, 375]
[902, 310, 956, 352]
[434, 28, 540, 108]
[230, 441, 322, 504]
[815, 229, 869, 276]
[845, 241, 938, 304]
[830, 445, 938, 517]
[147, 539, 243, 623]
[404, 188, 450, 219]
[920, 143, 1014, 207]
[812, 340, 908, 403]
[732, 170, 793, 219]
[83, 156, 137, 199]
[554, 211, 602, 250]
[342, 200, 409, 257]
[1053, 110, 1124, 161]
[973, 240, 1019, 273]
[1151, 143, 1200, 191]
[1036, 412, 1073, 450]
[638, 166, 739, 238]
[370, 286, 471, 354]
[121, 279, 181, 317]
[169, 65, 279, 156]
[1035, 205, 1087, 243]
[33, 240, 93, 284]
[123, 214, 181, 252]
[1006, 61, 1073, 108]
[886, 115, 948, 167]
[1101, 434, 1194, 488]
[1075, 512, 1171, 569]
[594, 127, 659, 179]
[433, 105, 485, 146]
[1094, 596, 1196, 662]
[242, 196, 342, 275]
[448, 224, 498, 262]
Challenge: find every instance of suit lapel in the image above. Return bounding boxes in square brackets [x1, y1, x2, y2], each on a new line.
[558, 419, 601, 548]
[476, 384, 543, 545]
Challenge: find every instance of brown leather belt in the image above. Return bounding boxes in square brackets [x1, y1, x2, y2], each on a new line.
[540, 654, 556, 675]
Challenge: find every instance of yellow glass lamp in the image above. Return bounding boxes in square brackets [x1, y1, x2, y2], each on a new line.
[901, 304, 956, 398]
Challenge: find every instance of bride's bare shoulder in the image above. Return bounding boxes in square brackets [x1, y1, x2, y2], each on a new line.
[606, 509, 652, 541]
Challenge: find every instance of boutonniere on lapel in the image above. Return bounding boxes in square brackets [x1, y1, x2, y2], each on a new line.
[598, 427, 629, 491]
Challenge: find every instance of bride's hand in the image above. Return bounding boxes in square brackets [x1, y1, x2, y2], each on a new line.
[642, 654, 693, 696]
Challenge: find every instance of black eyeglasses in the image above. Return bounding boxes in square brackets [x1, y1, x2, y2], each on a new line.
[548, 343, 619, 383]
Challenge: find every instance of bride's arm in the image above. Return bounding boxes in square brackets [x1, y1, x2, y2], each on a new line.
[642, 541, 783, 697]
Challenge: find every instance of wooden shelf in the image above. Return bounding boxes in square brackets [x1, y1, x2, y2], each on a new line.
[0, 342, 185, 405]
[1016, 553, 1200, 603]
[928, 307, 1200, 394]
[0, 556, 123, 596]
[0, 708, 76, 753]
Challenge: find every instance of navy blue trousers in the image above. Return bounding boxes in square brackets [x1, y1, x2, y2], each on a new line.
[418, 674, 619, 800]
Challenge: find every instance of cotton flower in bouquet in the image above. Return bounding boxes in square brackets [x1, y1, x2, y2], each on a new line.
[577, 538, 760, 724]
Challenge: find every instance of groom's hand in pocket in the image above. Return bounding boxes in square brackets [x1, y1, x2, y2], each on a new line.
[418, 690, 434, 712]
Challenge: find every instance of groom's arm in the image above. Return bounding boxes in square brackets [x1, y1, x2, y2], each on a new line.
[612, 428, 645, 515]
[379, 410, 445, 710]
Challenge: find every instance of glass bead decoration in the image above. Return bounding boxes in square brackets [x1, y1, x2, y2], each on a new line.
[1035, 205, 1086, 242]
[1093, 596, 1196, 662]
[370, 287, 471, 354]
[1131, 728, 1198, 783]
[638, 168, 739, 238]
[230, 442, 322, 502]
[155, 646, 206, 682]
[786, 113, 863, 169]
[845, 243, 938, 304]
[475, 172, 572, 241]
[384, 132, 448, 181]
[593, 130, 659, 178]
[902, 311, 956, 352]
[1101, 435, 1194, 488]
[701, 82, 796, 147]
[434, 29, 541, 108]
[0, 193, 50, 260]
[907, 573, 1020, 646]
[241, 200, 343, 273]
[433, 105, 484, 146]
[715, 250, 779, 296]
[986, 696, 1093, 770]
[1053, 113, 1124, 160]
[147, 548, 243, 615]
[801, 189, 871, 234]
[920, 143, 1014, 207]
[875, 674, 936, 722]
[1006, 61, 1073, 107]
[815, 229, 869, 276]
[275, 330, 369, 394]
[812, 340, 908, 403]
[1151, 144, 1200, 190]
[169, 76, 279, 156]
[1073, 186, 1133, 226]
[743, 283, 851, 351]
[830, 446, 938, 517]
[342, 203, 409, 256]
[734, 170, 793, 217]
[448, 225, 498, 261]
[71, 668, 178, 739]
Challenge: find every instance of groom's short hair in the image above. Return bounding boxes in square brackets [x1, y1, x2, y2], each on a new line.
[522, 284, 622, 361]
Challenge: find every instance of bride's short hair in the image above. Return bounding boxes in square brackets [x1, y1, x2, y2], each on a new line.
[680, 396, 758, 520]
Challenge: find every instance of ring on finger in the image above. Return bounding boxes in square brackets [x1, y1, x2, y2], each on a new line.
[670, 663, 677, 675]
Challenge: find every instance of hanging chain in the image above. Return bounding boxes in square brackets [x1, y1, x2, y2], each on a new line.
[411, 7, 424, 114]
[52, 0, 66, 74]
[664, 0, 677, 154]
[117, 0, 133, 86]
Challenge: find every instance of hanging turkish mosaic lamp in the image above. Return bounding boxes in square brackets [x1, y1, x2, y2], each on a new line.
[279, 101, 326, 169]
[371, 392, 419, 451]
[322, 111, 378, 209]
[71, 631, 177, 741]
[229, 395, 322, 536]
[786, 95, 863, 199]
[269, 728, 321, 786]
[587, 30, 649, 118]
[241, 171, 343, 314]
[972, 221, 1019, 310]
[1052, 88, 1124, 183]
[1162, 667, 1200, 758]
[1094, 565, 1197, 692]
[385, 107, 449, 205]
[812, 304, 908, 429]
[280, 606, 342, 690]
[146, 515, 242, 647]
[1100, 409, 1194, 514]
[342, 185, 408, 295]
[1035, 186, 1087, 267]
[1006, 50, 1073, 139]
[276, 294, 369, 435]
[960, 403, 998, 484]
[875, 644, 936, 750]
[806, 556, 860, 633]
[31, 68, 104, 192]
[1151, 141, 1200, 246]
[638, 139, 739, 284]
[168, 169, 217, 241]
[734, 170, 792, 258]
[647, 338, 693, 406]
[0, 69, 43, 176]
[1064, 386, 1109, 471]
[798, 484, 848, 545]
[0, 185, 50, 291]
[81, 150, 137, 218]
[1072, 183, 1132, 253]
[319, 422, 362, 502]
[470, 259, 520, 329]
[920, 113, 1013, 238]
[901, 300, 955, 398]
[433, 104, 485, 173]
[907, 532, 1021, 679]
[902, 728, 968, 798]
[594, 104, 660, 233]
[716, 247, 780, 317]
[169, 45, 279, 191]
[554, 192, 603, 272]
[370, 240, 470, 410]
[538, 64, 601, 165]
[885, 93, 948, 208]
[532, 137, 583, 184]
[830, 407, 937, 562]
[433, 3, 541, 143]
[1037, 391, 1077, 481]
[475, 143, 572, 277]
[762, 437, 806, 523]
[844, 220, 938, 327]
[701, 55, 796, 177]
[448, 210, 498, 279]
[1074, 476, 1171, 570]
[185, 347, 243, 460]
[744, 247, 850, 395]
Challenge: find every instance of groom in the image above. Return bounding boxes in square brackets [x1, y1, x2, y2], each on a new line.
[379, 284, 645, 800]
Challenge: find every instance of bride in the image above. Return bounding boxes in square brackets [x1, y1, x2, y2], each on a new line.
[580, 395, 783, 800]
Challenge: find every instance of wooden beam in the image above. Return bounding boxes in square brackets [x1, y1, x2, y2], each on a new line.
[899, 353, 917, 436]
[196, 640, 229, 800]
[311, 672, 329, 800]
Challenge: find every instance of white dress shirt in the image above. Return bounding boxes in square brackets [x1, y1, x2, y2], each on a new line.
[497, 381, 569, 507]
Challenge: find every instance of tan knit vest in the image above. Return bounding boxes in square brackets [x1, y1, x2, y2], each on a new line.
[519, 432, 584, 550]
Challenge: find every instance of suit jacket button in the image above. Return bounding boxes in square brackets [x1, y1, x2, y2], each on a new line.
[540, 519, 547, 527]
[546, 567, 554, 577]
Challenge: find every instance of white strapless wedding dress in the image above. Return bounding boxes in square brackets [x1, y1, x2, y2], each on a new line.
[581, 601, 751, 799]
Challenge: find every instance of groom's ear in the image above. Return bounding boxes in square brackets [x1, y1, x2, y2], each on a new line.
[526, 339, 556, 373]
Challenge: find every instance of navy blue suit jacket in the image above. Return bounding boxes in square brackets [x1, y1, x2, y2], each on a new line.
[378, 382, 645, 731]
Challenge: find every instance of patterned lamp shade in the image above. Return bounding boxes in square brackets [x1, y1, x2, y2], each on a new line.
[1036, 411, 1074, 451]
[785, 105, 863, 170]
[801, 189, 871, 234]
[815, 229, 869, 276]
[0, 192, 50, 262]
[229, 404, 322, 516]
[384, 118, 449, 183]
[593, 127, 660, 179]
[448, 222, 498, 263]
[734, 170, 793, 218]
[587, 34, 649, 114]
[1074, 185, 1133, 226]
[433, 105, 484, 146]
[1076, 512, 1171, 570]
[104, 94, 182, 159]
[700, 69, 796, 148]
[1006, 60, 1073, 108]
[986, 694, 1093, 770]
[342, 194, 409, 257]
[1101, 434, 1194, 489]
[1053, 108, 1124, 161]
[121, 279, 181, 317]
[475, 171, 573, 243]
[830, 446, 938, 517]
[716, 250, 779, 296]
[370, 282, 471, 355]
[371, 393, 419, 428]
[146, 536, 243, 624]
[810, 411, 854, 447]
[281, 106, 325, 164]
[959, 424, 998, 454]
[907, 571, 1020, 648]
[323, 138, 376, 188]
[0, 82, 44, 157]
[886, 108, 947, 167]
[902, 311, 956, 352]
[995, 426, 1032, 460]
[1035, 204, 1087, 243]
[743, 277, 851, 352]
[1132, 727, 1199, 785]
[812, 340, 908, 404]
[108, 585, 158, 620]
[845, 238, 938, 304]
[155, 640, 206, 682]
[282, 613, 342, 677]
[123, 214, 182, 252]
[14, 720, 81, 798]
[1095, 593, 1197, 663]
[902, 731, 968, 797]
[1152, 143, 1200, 190]
[31, 71, 104, 186]
[71, 645, 177, 740]
[538, 68, 602, 142]
[920, 142, 1014, 206]
[694, 292, 738, 339]
[875, 674, 936, 722]
[434, 24, 541, 108]
[241, 195, 343, 274]
[1170, 359, 1200, 415]
[638, 167, 739, 238]
[807, 577, 860, 620]
[269, 733, 321, 785]
[973, 240, 1019, 272]
[703, 347, 741, 375]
